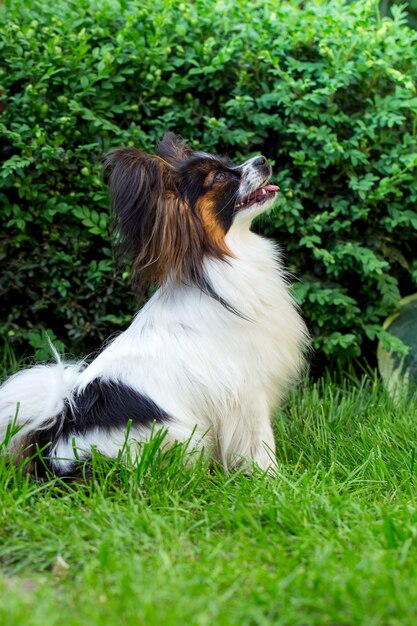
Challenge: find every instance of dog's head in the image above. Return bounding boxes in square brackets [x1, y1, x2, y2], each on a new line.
[104, 133, 279, 291]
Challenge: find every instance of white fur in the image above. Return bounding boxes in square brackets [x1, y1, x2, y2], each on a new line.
[48, 426, 146, 474]
[0, 163, 308, 474]
[0, 359, 83, 443]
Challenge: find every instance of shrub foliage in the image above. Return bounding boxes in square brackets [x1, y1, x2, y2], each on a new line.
[1, 0, 416, 363]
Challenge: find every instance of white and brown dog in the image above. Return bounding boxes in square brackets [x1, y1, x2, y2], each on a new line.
[0, 133, 308, 476]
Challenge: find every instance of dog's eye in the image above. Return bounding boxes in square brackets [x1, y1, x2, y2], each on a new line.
[214, 171, 227, 182]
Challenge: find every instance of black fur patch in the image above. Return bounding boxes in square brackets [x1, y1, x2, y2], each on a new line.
[29, 379, 169, 478]
[61, 379, 168, 436]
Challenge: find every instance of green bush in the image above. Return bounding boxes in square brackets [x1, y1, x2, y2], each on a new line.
[382, 0, 417, 29]
[1, 0, 416, 364]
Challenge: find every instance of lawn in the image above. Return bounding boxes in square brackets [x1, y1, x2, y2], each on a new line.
[1, 368, 417, 626]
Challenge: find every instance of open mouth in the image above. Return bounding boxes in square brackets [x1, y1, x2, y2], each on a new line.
[235, 184, 280, 210]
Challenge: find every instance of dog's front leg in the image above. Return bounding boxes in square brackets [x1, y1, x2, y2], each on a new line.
[249, 414, 277, 475]
[221, 396, 278, 474]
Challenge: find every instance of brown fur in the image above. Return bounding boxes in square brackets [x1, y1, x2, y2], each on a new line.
[132, 188, 206, 287]
[105, 135, 238, 294]
[105, 147, 210, 290]
[196, 194, 232, 258]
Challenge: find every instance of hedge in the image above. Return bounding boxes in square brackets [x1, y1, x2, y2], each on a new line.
[382, 0, 417, 29]
[1, 0, 417, 366]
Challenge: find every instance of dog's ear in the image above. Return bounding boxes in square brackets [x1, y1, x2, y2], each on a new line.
[156, 132, 193, 165]
[104, 147, 204, 292]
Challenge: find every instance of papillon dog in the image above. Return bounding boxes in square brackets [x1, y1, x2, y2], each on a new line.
[0, 133, 308, 477]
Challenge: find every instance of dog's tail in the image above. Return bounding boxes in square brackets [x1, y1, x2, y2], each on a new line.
[0, 347, 83, 450]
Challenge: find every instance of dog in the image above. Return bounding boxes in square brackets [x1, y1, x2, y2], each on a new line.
[0, 133, 308, 476]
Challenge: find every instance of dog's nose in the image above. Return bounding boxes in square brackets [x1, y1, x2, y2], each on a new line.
[254, 156, 267, 167]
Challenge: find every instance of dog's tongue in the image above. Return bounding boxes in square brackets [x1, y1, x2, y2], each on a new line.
[264, 184, 280, 192]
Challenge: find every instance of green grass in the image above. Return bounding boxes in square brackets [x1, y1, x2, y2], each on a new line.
[1, 369, 417, 626]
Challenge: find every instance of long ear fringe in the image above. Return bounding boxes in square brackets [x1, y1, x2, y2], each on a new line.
[104, 147, 205, 293]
